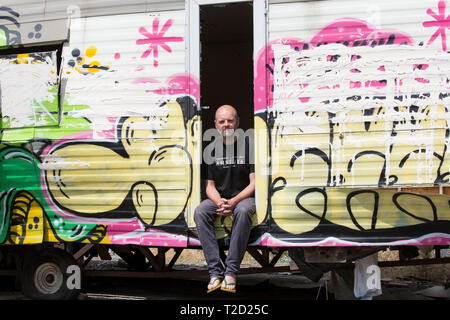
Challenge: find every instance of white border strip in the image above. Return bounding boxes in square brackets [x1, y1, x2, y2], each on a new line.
[250, 232, 450, 247]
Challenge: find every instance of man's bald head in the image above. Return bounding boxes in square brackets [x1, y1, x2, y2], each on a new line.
[215, 104, 238, 121]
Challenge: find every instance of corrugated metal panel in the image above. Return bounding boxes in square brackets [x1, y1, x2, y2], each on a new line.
[1, 6, 199, 246]
[264, 0, 450, 245]
[61, 10, 186, 133]
[269, 0, 438, 42]
[0, 1, 45, 25]
[271, 129, 449, 188]
[0, 1, 185, 24]
[0, 1, 185, 47]
[32, 10, 192, 245]
[44, 0, 186, 20]
[268, 0, 449, 188]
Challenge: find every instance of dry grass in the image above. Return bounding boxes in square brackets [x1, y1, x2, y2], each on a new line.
[378, 248, 450, 284]
[169, 248, 261, 267]
[167, 247, 449, 284]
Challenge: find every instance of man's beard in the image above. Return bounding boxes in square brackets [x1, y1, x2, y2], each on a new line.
[221, 128, 235, 137]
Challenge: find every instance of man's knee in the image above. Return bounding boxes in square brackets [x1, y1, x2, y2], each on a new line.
[233, 205, 255, 222]
[234, 198, 255, 216]
[194, 200, 216, 224]
[194, 206, 206, 224]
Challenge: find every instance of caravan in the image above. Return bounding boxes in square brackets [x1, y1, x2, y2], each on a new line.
[0, 0, 449, 299]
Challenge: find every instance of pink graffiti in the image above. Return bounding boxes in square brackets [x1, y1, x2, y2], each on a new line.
[349, 80, 387, 89]
[109, 227, 188, 247]
[254, 19, 415, 112]
[310, 18, 413, 47]
[254, 37, 306, 112]
[133, 73, 200, 101]
[132, 78, 160, 85]
[136, 18, 183, 67]
[423, 0, 450, 51]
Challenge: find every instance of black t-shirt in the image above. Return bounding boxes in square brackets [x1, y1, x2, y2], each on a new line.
[206, 135, 254, 198]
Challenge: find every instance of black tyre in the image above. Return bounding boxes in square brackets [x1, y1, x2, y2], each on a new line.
[22, 248, 81, 300]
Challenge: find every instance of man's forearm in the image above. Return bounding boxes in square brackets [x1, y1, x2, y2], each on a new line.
[230, 180, 255, 205]
[206, 183, 222, 206]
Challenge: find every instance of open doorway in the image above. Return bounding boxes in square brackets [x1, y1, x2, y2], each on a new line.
[199, 2, 254, 195]
[200, 1, 254, 132]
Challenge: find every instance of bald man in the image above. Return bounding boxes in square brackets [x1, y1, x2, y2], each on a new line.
[194, 104, 255, 293]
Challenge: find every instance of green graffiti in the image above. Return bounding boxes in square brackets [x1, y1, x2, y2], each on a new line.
[0, 28, 7, 47]
[0, 147, 105, 243]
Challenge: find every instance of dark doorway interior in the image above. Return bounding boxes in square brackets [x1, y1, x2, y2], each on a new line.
[200, 2, 254, 133]
[199, 1, 254, 193]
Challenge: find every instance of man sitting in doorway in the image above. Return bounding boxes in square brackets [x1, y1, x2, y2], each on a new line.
[194, 104, 255, 293]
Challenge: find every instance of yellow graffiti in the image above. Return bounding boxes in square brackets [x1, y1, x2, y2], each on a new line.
[261, 102, 450, 235]
[254, 116, 269, 225]
[85, 46, 97, 58]
[5, 191, 43, 244]
[71, 46, 110, 74]
[44, 101, 192, 227]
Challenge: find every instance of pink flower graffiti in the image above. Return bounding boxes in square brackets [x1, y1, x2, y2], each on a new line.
[423, 0, 450, 51]
[136, 18, 183, 67]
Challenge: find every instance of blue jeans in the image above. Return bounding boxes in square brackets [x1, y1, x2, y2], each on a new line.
[194, 197, 256, 278]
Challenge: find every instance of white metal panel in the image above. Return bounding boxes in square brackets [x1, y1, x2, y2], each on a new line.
[0, 1, 185, 24]
[44, 0, 186, 21]
[0, 1, 185, 47]
[269, 0, 444, 46]
[0, 0, 45, 25]
[62, 10, 187, 134]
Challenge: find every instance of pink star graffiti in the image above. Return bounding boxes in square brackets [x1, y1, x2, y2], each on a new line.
[423, 0, 450, 51]
[136, 18, 183, 67]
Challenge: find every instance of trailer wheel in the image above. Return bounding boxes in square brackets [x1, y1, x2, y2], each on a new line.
[22, 248, 81, 300]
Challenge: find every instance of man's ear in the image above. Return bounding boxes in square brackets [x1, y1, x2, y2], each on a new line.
[236, 117, 240, 128]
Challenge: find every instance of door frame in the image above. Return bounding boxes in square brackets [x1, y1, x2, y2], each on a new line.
[185, 0, 268, 232]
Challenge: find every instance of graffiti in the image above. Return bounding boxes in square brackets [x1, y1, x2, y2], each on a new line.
[42, 99, 193, 226]
[27, 23, 42, 40]
[0, 6, 21, 46]
[0, 3, 449, 249]
[6, 190, 44, 245]
[0, 146, 108, 244]
[423, 0, 450, 51]
[255, 10, 450, 245]
[133, 74, 200, 102]
[0, 10, 201, 247]
[271, 42, 449, 184]
[136, 18, 183, 67]
[67, 46, 110, 74]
